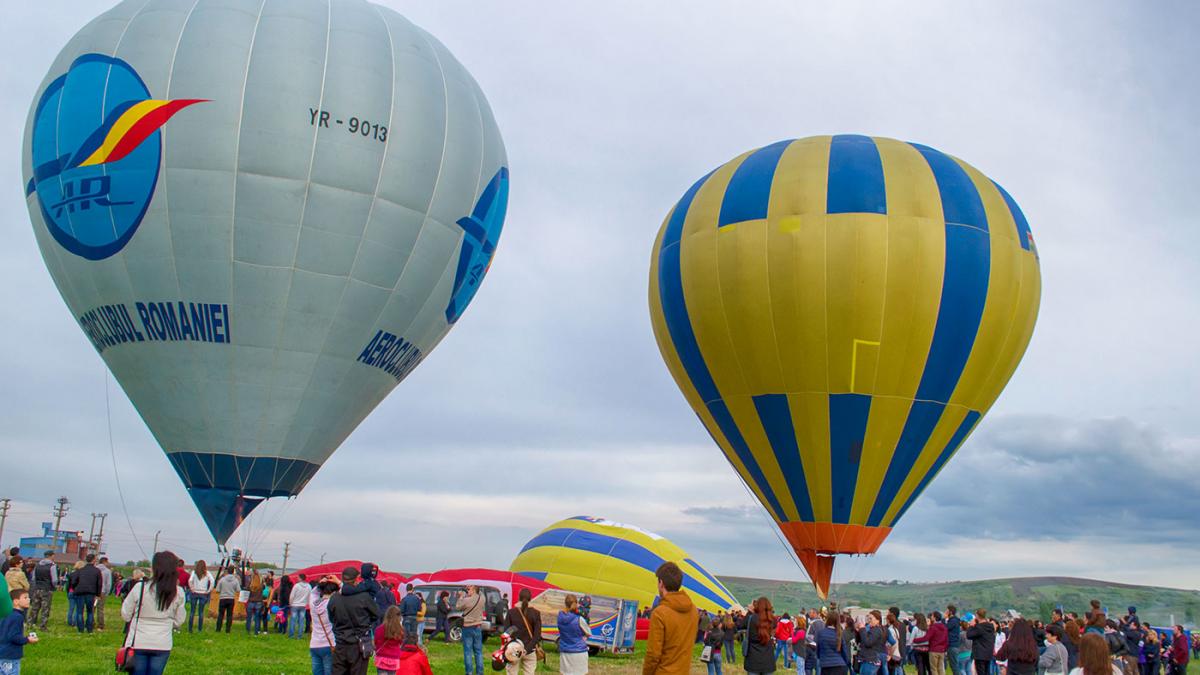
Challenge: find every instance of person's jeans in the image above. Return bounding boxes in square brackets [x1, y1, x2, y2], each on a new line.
[216, 599, 234, 632]
[724, 639, 736, 663]
[462, 625, 484, 675]
[862, 661, 882, 675]
[708, 655, 724, 675]
[777, 640, 792, 668]
[416, 618, 425, 647]
[402, 616, 418, 641]
[435, 615, 448, 641]
[310, 646, 333, 675]
[75, 593, 96, 632]
[975, 660, 991, 675]
[66, 591, 79, 627]
[0, 658, 20, 675]
[132, 649, 170, 675]
[246, 601, 264, 634]
[290, 607, 308, 639]
[187, 594, 209, 632]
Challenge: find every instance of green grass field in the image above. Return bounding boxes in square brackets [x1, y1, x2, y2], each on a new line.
[18, 591, 727, 674]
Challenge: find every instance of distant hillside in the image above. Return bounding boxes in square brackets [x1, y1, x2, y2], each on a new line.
[716, 576, 1200, 627]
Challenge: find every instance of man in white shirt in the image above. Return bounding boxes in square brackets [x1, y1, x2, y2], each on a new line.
[95, 557, 113, 630]
[288, 573, 312, 639]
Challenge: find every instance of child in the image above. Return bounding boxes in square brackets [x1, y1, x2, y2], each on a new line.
[0, 589, 39, 673]
[375, 606, 406, 675]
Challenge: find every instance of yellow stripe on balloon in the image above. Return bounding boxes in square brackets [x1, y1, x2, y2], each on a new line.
[767, 137, 832, 395]
[977, 250, 1041, 413]
[869, 138, 944, 399]
[787, 391, 833, 521]
[78, 99, 168, 167]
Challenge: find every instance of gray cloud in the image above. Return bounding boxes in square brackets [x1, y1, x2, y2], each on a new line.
[0, 1, 1196, 589]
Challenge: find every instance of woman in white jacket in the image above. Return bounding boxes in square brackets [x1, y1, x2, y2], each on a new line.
[121, 551, 186, 675]
[186, 559, 214, 633]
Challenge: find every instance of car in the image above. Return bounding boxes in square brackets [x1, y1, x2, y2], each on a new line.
[413, 583, 508, 643]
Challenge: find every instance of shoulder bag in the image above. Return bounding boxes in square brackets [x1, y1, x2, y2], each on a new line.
[518, 606, 545, 662]
[115, 582, 145, 672]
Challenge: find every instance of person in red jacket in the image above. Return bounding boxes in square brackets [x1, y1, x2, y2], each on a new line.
[776, 613, 796, 668]
[394, 636, 433, 675]
[1170, 625, 1190, 675]
[928, 611, 950, 675]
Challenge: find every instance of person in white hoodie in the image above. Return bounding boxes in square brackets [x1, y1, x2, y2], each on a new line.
[121, 550, 186, 675]
[186, 560, 214, 633]
[288, 573, 312, 639]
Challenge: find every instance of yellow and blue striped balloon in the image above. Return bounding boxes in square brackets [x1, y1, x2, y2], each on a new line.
[648, 136, 1041, 598]
[509, 516, 739, 613]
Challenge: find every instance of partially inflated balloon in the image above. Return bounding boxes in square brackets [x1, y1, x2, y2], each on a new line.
[649, 136, 1040, 598]
[24, 0, 508, 543]
[510, 516, 739, 614]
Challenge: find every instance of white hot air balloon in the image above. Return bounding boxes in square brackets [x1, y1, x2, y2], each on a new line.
[23, 0, 509, 543]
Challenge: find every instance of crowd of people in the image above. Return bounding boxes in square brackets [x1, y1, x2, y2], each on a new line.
[0, 546, 1195, 675]
[680, 599, 1195, 675]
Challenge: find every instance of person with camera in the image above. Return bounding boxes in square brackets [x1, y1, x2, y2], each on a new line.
[504, 588, 542, 675]
[327, 566, 381, 675]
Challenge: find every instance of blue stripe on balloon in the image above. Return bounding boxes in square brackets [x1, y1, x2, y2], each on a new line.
[828, 393, 872, 524]
[708, 400, 788, 521]
[684, 558, 737, 604]
[863, 147, 990, 526]
[890, 410, 981, 523]
[657, 171, 788, 523]
[517, 529, 733, 609]
[717, 140, 791, 228]
[866, 400, 944, 526]
[826, 135, 887, 215]
[991, 180, 1032, 251]
[752, 394, 815, 522]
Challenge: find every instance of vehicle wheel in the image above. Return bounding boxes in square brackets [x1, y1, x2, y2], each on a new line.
[449, 623, 463, 643]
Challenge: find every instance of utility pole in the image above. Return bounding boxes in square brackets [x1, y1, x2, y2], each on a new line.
[0, 499, 10, 549]
[95, 513, 107, 555]
[87, 513, 98, 553]
[320, 552, 326, 565]
[152, 530, 161, 556]
[51, 497, 70, 552]
[281, 542, 291, 575]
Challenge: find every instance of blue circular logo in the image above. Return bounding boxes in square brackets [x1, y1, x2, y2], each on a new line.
[26, 54, 200, 260]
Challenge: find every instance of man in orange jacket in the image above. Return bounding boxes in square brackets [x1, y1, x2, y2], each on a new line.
[643, 562, 700, 675]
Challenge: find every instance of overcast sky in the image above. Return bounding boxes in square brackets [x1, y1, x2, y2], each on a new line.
[1, 1, 1197, 591]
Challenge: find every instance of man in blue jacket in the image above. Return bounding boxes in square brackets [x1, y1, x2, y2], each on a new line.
[0, 589, 40, 673]
[946, 605, 964, 675]
[399, 584, 422, 641]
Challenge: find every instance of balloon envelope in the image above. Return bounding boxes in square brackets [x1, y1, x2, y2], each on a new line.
[24, 0, 508, 544]
[648, 136, 1040, 598]
[510, 516, 739, 614]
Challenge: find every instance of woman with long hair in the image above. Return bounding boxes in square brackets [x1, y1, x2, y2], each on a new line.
[505, 588, 542, 675]
[120, 550, 186, 675]
[1063, 620, 1082, 670]
[704, 616, 726, 675]
[246, 570, 265, 635]
[374, 605, 406, 675]
[860, 611, 888, 675]
[997, 619, 1038, 675]
[1141, 628, 1161, 675]
[186, 559, 213, 633]
[723, 614, 738, 666]
[815, 609, 848, 675]
[912, 613, 931, 675]
[1069, 633, 1122, 675]
[743, 596, 777, 674]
